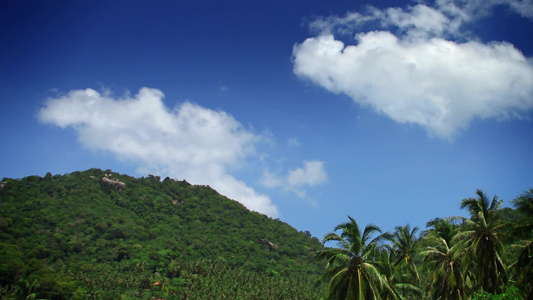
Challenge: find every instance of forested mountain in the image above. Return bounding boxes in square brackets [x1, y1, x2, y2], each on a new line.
[2, 170, 532, 300]
[0, 169, 324, 299]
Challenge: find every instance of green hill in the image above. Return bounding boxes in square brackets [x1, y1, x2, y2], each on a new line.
[0, 169, 325, 299]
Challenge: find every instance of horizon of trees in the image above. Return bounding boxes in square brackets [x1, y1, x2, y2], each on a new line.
[0, 169, 531, 299]
[315, 188, 533, 300]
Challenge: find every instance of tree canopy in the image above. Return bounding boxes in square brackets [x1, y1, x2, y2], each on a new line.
[1, 171, 531, 299]
[0, 169, 324, 299]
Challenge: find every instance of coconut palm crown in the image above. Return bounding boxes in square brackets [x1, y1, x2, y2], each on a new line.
[315, 216, 395, 300]
[457, 189, 507, 294]
[388, 224, 421, 285]
[422, 218, 469, 299]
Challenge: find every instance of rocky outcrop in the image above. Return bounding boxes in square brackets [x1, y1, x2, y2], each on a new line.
[258, 239, 278, 251]
[101, 174, 126, 191]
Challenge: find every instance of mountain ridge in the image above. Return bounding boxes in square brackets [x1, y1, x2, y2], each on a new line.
[0, 168, 324, 299]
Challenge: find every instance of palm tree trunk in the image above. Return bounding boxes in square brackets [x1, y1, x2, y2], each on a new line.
[358, 270, 363, 300]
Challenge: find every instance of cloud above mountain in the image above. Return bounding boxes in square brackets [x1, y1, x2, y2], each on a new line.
[287, 161, 328, 187]
[38, 87, 279, 217]
[261, 160, 327, 201]
[293, 0, 533, 139]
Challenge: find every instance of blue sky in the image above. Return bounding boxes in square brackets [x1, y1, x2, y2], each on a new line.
[1, 0, 532, 238]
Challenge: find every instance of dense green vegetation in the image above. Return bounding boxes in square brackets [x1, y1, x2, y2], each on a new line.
[317, 189, 533, 300]
[0, 169, 324, 299]
[1, 169, 531, 299]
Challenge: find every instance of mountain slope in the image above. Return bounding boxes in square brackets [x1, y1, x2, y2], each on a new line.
[0, 169, 324, 299]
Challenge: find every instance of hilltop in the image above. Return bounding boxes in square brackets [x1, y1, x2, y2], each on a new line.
[0, 169, 324, 299]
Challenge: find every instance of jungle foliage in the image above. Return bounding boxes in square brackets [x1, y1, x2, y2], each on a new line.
[1, 170, 532, 299]
[0, 169, 324, 299]
[317, 189, 533, 300]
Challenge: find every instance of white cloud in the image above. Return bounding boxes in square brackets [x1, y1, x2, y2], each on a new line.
[38, 87, 279, 217]
[294, 2, 533, 138]
[260, 169, 284, 188]
[218, 85, 229, 94]
[309, 4, 463, 40]
[287, 138, 301, 147]
[261, 160, 327, 200]
[507, 0, 533, 18]
[436, 0, 533, 20]
[287, 161, 328, 187]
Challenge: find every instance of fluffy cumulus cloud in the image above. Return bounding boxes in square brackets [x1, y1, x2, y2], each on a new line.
[38, 87, 279, 217]
[294, 0, 533, 138]
[287, 161, 328, 187]
[261, 160, 327, 200]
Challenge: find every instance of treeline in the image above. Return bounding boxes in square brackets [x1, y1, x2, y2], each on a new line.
[0, 169, 324, 299]
[315, 189, 533, 300]
[1, 169, 532, 299]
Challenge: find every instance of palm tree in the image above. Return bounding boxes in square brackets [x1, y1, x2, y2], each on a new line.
[315, 216, 394, 299]
[374, 248, 421, 300]
[421, 218, 469, 300]
[374, 248, 400, 300]
[457, 189, 508, 294]
[513, 188, 533, 211]
[425, 218, 458, 247]
[388, 224, 421, 286]
[511, 188, 533, 299]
